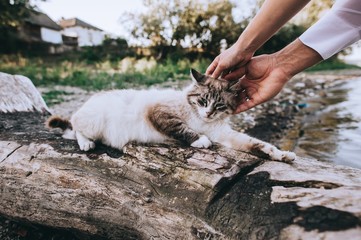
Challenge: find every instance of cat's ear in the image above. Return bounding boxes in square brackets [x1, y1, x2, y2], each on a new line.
[190, 68, 206, 85]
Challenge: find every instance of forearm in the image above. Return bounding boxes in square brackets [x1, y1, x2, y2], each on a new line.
[236, 0, 310, 53]
[274, 38, 322, 77]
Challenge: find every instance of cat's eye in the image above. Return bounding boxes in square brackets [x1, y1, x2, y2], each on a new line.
[197, 98, 208, 107]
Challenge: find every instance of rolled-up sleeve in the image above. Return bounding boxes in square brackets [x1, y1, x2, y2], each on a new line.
[299, 0, 361, 60]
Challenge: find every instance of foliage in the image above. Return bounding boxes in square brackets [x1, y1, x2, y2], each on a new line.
[0, 0, 31, 28]
[0, 0, 32, 53]
[42, 90, 71, 106]
[257, 24, 306, 54]
[80, 37, 132, 64]
[122, 0, 246, 60]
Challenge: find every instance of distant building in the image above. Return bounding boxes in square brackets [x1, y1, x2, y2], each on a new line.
[20, 10, 63, 45]
[18, 12, 106, 53]
[59, 18, 105, 47]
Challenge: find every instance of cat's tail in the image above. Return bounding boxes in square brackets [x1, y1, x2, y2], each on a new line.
[46, 116, 76, 140]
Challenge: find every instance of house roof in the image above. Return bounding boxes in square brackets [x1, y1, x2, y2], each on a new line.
[58, 18, 103, 31]
[26, 11, 62, 31]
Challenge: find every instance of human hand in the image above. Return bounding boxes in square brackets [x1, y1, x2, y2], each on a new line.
[206, 0, 312, 80]
[234, 38, 323, 113]
[234, 54, 291, 113]
[206, 41, 254, 80]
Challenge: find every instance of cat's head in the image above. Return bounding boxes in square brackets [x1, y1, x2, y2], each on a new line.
[187, 68, 242, 122]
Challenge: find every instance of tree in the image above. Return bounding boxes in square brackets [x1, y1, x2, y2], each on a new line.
[121, 0, 247, 60]
[0, 0, 31, 28]
[0, 0, 35, 53]
[174, 0, 245, 58]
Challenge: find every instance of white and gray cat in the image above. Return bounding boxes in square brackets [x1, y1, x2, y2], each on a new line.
[47, 69, 295, 162]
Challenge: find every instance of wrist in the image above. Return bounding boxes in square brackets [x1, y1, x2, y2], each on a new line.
[236, 33, 257, 56]
[233, 35, 257, 63]
[273, 38, 323, 78]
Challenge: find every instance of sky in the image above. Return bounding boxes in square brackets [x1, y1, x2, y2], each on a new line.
[31, 0, 145, 38]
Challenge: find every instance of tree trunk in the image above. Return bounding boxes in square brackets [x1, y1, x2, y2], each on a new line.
[0, 72, 360, 239]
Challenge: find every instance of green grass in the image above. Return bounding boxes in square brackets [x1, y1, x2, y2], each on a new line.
[0, 55, 210, 90]
[42, 90, 71, 106]
[2, 54, 358, 91]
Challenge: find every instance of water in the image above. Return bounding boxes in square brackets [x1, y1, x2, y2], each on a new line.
[294, 77, 361, 169]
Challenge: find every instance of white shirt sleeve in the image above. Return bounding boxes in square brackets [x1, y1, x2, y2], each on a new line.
[299, 0, 361, 60]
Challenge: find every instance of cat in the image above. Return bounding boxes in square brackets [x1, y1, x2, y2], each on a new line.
[46, 69, 296, 162]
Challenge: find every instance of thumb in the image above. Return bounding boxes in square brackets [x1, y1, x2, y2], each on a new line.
[234, 99, 256, 113]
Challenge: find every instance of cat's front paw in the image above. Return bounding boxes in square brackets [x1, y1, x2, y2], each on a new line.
[191, 135, 212, 149]
[282, 151, 296, 162]
[78, 139, 96, 151]
[272, 150, 296, 163]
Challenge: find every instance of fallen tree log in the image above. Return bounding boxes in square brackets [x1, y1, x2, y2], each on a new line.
[0, 72, 360, 239]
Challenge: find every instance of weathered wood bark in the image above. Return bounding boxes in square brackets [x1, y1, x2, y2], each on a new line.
[0, 72, 360, 239]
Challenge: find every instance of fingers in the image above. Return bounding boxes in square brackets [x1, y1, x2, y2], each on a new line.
[207, 61, 247, 81]
[211, 64, 224, 79]
[205, 56, 219, 75]
[233, 80, 259, 113]
[234, 91, 259, 113]
[206, 56, 228, 79]
[223, 67, 246, 81]
[234, 101, 255, 114]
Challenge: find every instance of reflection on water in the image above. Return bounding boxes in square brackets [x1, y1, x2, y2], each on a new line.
[294, 77, 361, 169]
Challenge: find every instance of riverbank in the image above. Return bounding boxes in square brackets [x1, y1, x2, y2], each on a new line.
[289, 72, 361, 168]
[234, 69, 361, 167]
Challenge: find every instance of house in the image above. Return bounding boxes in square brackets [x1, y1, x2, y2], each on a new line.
[59, 18, 105, 47]
[21, 10, 63, 45]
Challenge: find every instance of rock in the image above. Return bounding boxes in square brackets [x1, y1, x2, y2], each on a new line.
[275, 106, 283, 113]
[0, 72, 49, 113]
[294, 82, 306, 89]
